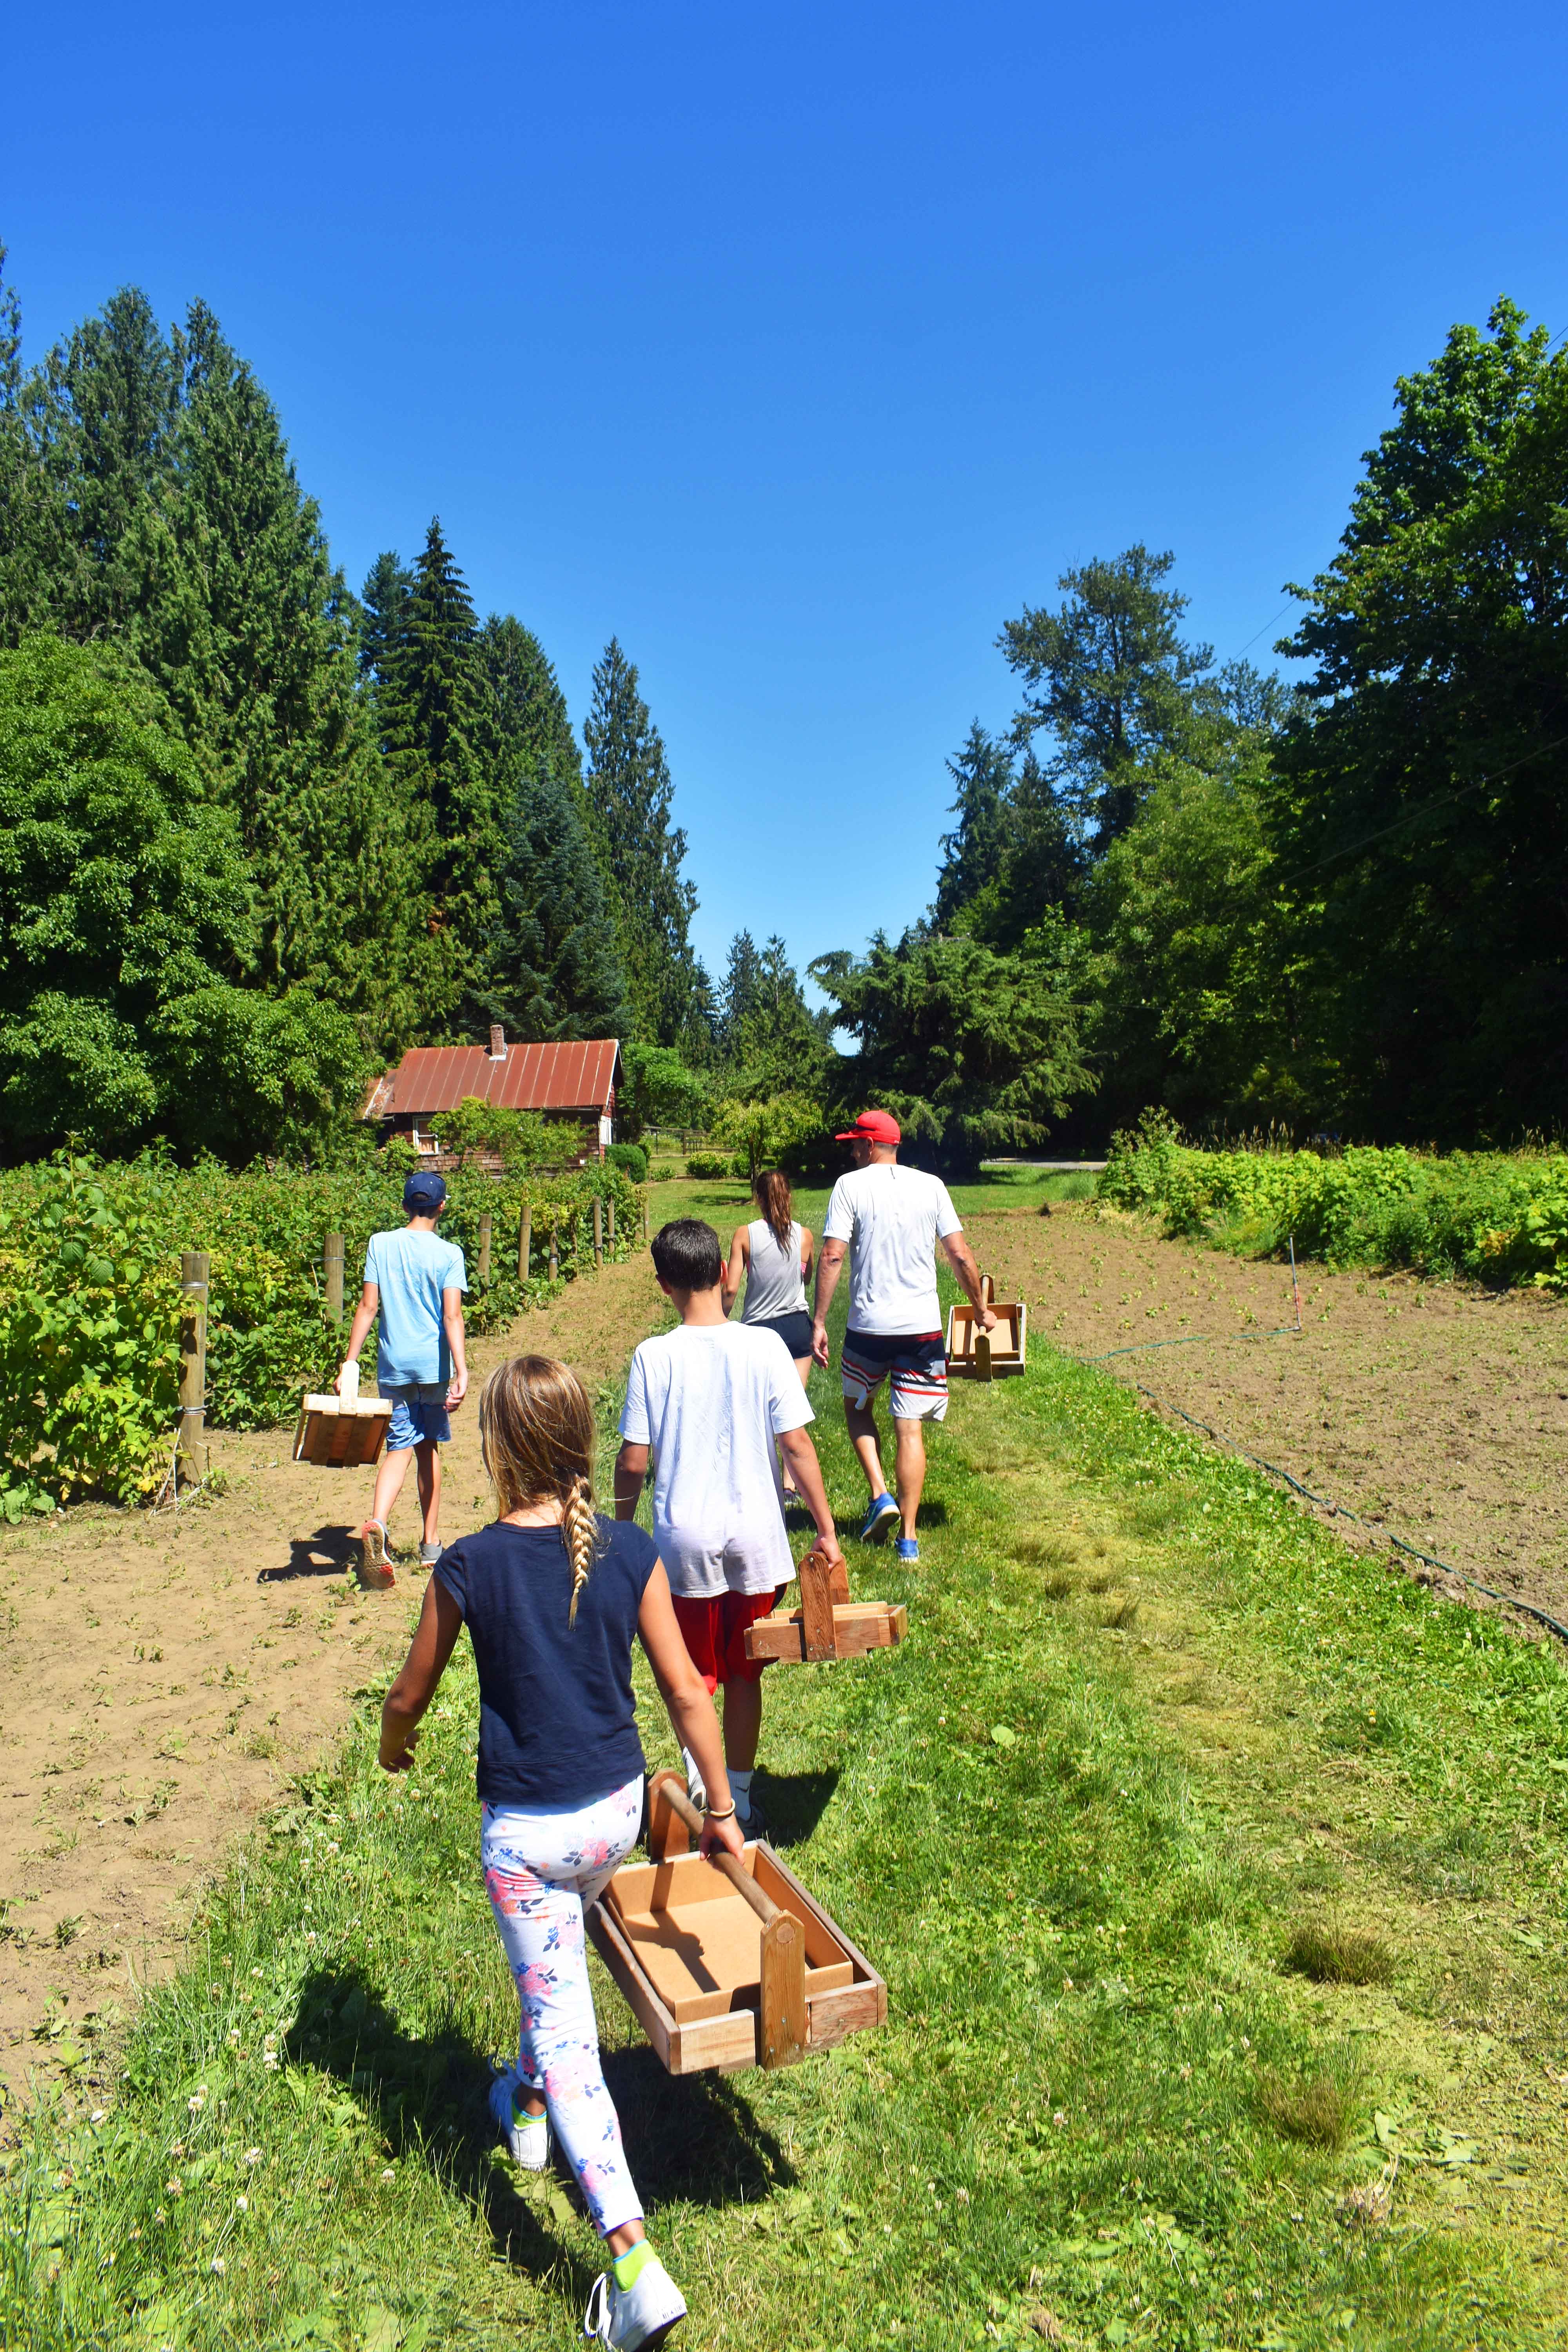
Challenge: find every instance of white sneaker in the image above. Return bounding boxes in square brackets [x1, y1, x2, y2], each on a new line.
[488, 2067, 550, 2170]
[681, 1745, 707, 1812]
[583, 2252, 687, 2349]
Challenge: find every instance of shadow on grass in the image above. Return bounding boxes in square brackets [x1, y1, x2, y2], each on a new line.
[287, 1961, 793, 2296]
[755, 1766, 839, 1846]
[262, 1524, 360, 1582]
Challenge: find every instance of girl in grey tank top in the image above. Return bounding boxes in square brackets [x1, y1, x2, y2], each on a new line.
[741, 1218, 807, 1320]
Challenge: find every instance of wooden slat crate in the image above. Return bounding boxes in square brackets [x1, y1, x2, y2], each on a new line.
[292, 1392, 393, 1468]
[586, 1773, 887, 2074]
[946, 1278, 1027, 1381]
[743, 1546, 907, 1664]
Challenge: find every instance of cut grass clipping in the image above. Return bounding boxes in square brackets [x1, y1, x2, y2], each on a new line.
[6, 1199, 1568, 2349]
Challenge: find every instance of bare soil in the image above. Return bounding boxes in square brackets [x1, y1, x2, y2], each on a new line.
[0, 1256, 663, 2107]
[970, 1200, 1568, 1632]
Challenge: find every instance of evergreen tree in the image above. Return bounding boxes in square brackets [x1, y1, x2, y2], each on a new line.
[480, 613, 583, 789]
[0, 281, 181, 648]
[377, 518, 499, 1027]
[481, 754, 631, 1042]
[582, 637, 702, 1045]
[722, 932, 830, 1100]
[121, 309, 447, 1047]
[933, 724, 1014, 930]
[359, 551, 413, 694]
[1000, 545, 1213, 849]
[720, 929, 766, 1054]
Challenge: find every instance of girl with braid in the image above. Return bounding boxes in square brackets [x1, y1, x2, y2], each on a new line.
[380, 1353, 739, 2351]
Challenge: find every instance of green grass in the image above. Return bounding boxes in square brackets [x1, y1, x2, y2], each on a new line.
[7, 1223, 1568, 2348]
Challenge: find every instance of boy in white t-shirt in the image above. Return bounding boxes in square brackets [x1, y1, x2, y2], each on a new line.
[615, 1218, 843, 1836]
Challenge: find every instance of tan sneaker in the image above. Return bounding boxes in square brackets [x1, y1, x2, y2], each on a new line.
[356, 1521, 394, 1591]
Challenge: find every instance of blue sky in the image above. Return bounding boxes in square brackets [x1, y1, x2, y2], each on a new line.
[6, 1, 1567, 999]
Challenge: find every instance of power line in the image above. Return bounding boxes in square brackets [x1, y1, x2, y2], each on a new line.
[1267, 725, 1568, 891]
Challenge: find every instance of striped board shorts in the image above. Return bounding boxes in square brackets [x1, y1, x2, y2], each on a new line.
[840, 1330, 949, 1422]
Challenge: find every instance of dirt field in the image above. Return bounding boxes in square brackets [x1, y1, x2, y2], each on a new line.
[0, 1256, 665, 2114]
[971, 1198, 1568, 1632]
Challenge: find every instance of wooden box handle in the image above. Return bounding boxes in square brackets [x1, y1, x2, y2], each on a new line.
[644, 1770, 806, 2065]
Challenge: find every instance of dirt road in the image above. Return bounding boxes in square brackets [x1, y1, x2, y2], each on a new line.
[971, 1200, 1568, 1632]
[0, 1258, 664, 2112]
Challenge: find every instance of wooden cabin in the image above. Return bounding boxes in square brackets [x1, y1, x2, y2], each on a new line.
[359, 1030, 622, 1167]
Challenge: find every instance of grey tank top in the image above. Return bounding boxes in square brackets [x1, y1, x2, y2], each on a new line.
[741, 1220, 808, 1321]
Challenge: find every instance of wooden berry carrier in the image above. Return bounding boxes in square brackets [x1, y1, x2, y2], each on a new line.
[945, 1274, 1027, 1381]
[292, 1391, 393, 1468]
[586, 1774, 887, 2075]
[743, 1546, 907, 1666]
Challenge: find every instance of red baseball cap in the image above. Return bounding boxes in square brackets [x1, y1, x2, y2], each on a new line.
[834, 1109, 902, 1145]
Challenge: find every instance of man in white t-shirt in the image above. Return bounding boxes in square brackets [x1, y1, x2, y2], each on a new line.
[812, 1109, 996, 1563]
[615, 1217, 843, 1837]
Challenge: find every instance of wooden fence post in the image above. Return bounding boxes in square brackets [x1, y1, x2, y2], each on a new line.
[323, 1231, 344, 1325]
[517, 1201, 532, 1287]
[548, 1223, 559, 1283]
[478, 1211, 493, 1287]
[608, 1196, 616, 1246]
[178, 1250, 210, 1486]
[593, 1198, 603, 1267]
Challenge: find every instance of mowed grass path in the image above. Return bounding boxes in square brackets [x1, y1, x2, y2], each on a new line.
[7, 1173, 1568, 2350]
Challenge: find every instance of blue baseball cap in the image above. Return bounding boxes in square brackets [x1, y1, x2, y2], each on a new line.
[403, 1170, 448, 1213]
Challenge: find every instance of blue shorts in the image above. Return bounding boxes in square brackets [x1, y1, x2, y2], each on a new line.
[383, 1383, 452, 1450]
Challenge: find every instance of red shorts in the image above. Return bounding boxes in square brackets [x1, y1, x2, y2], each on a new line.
[671, 1587, 786, 1692]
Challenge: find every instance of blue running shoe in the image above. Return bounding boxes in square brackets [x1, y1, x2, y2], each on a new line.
[895, 1536, 919, 1564]
[860, 1492, 900, 1544]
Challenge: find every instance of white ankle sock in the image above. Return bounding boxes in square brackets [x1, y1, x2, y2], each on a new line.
[731, 1769, 755, 1805]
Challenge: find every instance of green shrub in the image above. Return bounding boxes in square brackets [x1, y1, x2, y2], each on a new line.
[605, 1141, 648, 1183]
[684, 1151, 733, 1180]
[1098, 1115, 1568, 1290]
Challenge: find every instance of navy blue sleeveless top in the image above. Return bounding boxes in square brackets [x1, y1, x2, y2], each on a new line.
[435, 1514, 657, 1808]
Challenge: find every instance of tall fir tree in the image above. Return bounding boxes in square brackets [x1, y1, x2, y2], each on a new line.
[479, 613, 583, 790]
[122, 308, 447, 1045]
[480, 755, 632, 1042]
[933, 723, 1014, 931]
[719, 928, 766, 1054]
[376, 519, 500, 1032]
[359, 551, 414, 695]
[719, 931, 829, 1099]
[582, 637, 703, 1047]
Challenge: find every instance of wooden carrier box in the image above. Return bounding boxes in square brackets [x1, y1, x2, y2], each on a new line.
[743, 1546, 907, 1666]
[292, 1391, 393, 1468]
[586, 1773, 887, 2075]
[946, 1275, 1027, 1381]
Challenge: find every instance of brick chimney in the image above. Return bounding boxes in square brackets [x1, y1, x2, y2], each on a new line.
[488, 1024, 506, 1060]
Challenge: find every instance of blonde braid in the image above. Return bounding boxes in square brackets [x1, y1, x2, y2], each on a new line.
[561, 1473, 600, 1628]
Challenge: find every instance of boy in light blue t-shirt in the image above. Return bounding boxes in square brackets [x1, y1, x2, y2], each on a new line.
[338, 1171, 468, 1590]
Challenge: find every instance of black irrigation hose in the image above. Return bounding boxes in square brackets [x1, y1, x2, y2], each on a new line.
[1072, 1341, 1568, 1653]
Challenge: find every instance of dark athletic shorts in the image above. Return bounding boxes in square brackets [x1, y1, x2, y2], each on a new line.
[748, 1310, 813, 1359]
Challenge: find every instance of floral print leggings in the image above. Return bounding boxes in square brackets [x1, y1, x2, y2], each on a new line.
[480, 1775, 644, 2238]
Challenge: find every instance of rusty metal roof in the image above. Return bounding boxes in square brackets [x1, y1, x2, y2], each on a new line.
[360, 1039, 621, 1122]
